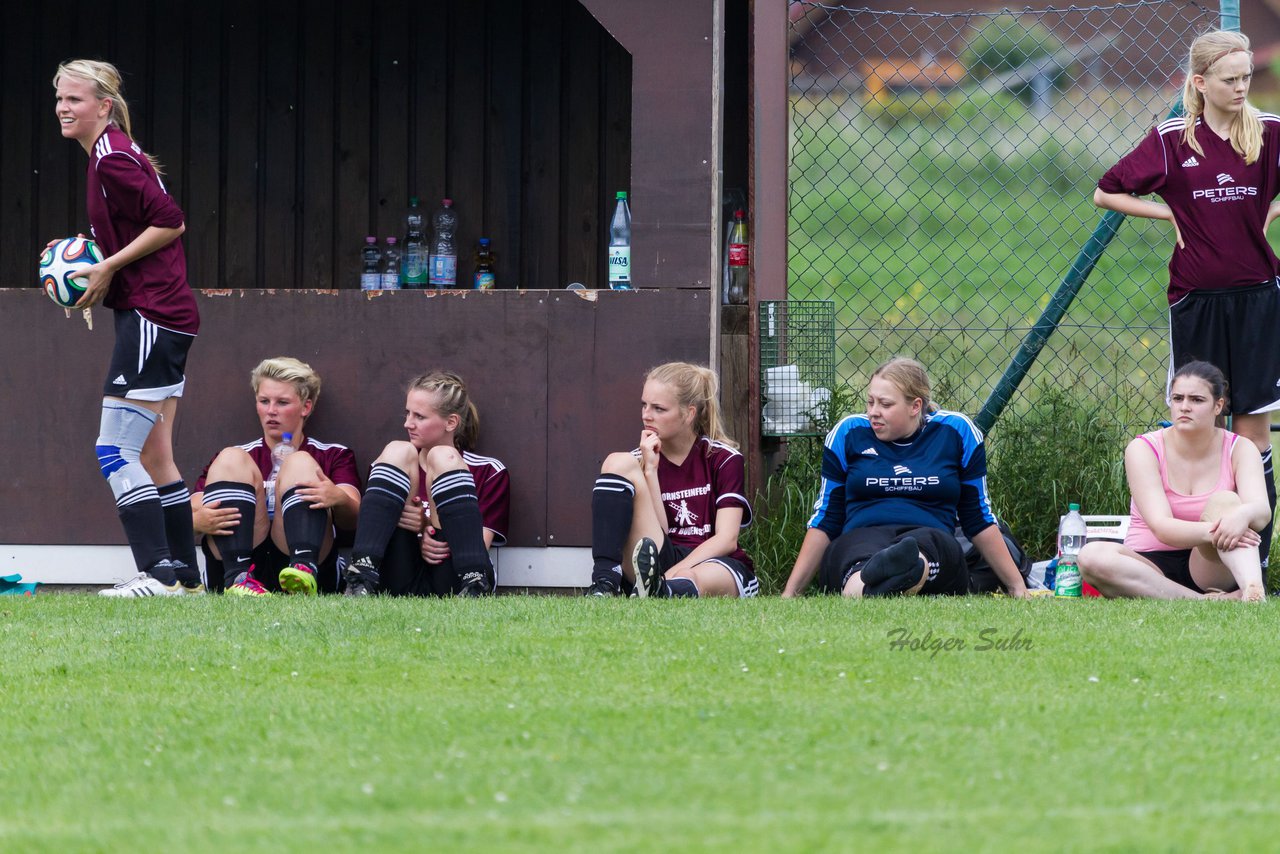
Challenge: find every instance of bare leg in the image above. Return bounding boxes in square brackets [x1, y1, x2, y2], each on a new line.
[668, 562, 740, 598]
[1079, 541, 1202, 599]
[1194, 492, 1264, 601]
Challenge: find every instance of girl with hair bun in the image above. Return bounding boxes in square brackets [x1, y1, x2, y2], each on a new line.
[53, 60, 202, 597]
[343, 371, 509, 597]
[1095, 29, 1280, 566]
[586, 362, 756, 598]
[782, 357, 1028, 599]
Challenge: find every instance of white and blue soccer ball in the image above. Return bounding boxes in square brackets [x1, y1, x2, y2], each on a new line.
[39, 237, 103, 307]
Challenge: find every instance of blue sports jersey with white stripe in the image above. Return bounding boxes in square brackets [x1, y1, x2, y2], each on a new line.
[807, 409, 996, 540]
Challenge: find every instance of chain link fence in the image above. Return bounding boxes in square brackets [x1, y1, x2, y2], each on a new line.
[788, 0, 1223, 431]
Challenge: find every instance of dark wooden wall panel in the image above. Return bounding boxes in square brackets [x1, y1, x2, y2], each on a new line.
[0, 2, 38, 279]
[334, 1, 374, 289]
[262, 0, 300, 289]
[301, 0, 337, 289]
[223, 0, 261, 289]
[0, 0, 676, 294]
[0, 290, 708, 548]
[185, 2, 224, 289]
[522, 0, 564, 290]
[487, 7, 524, 290]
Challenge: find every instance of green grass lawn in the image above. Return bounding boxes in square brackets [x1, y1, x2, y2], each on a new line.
[3, 595, 1277, 851]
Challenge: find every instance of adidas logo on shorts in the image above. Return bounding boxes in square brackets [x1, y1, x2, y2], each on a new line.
[1181, 155, 1200, 167]
[112, 375, 127, 385]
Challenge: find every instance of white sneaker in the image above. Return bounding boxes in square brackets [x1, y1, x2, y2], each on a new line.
[98, 573, 184, 597]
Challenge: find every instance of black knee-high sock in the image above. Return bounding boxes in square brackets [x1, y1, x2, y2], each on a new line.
[1261, 446, 1275, 572]
[591, 474, 635, 590]
[205, 481, 257, 586]
[117, 484, 172, 577]
[664, 577, 699, 598]
[281, 486, 328, 572]
[430, 470, 492, 586]
[351, 462, 413, 567]
[158, 480, 200, 584]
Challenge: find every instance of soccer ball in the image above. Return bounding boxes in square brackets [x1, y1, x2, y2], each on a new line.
[39, 237, 103, 307]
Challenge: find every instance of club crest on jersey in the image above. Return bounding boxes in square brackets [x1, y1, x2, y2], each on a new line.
[1181, 155, 1200, 168]
[671, 500, 699, 527]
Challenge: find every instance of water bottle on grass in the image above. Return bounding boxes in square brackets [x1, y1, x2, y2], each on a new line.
[1054, 503, 1086, 598]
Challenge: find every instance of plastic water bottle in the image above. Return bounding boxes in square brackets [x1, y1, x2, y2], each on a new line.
[265, 433, 296, 518]
[429, 199, 458, 288]
[360, 236, 381, 291]
[725, 208, 748, 305]
[1054, 503, 1086, 598]
[473, 238, 496, 290]
[608, 191, 632, 289]
[380, 237, 401, 290]
[402, 197, 429, 289]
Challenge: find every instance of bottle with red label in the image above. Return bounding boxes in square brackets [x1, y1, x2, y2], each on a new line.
[726, 209, 748, 305]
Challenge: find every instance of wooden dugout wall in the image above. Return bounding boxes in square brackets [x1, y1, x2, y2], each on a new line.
[0, 0, 738, 552]
[1, 0, 633, 292]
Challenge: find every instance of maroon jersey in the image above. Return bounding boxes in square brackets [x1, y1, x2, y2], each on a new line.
[195, 436, 361, 498]
[415, 451, 511, 545]
[639, 436, 753, 570]
[87, 125, 199, 334]
[1098, 114, 1280, 304]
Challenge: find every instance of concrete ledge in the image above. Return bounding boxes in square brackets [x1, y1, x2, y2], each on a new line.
[0, 545, 592, 589]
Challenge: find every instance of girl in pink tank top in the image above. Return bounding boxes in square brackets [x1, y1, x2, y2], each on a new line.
[1077, 361, 1268, 600]
[1124, 429, 1238, 552]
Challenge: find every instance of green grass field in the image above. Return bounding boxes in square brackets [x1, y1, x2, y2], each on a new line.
[4, 595, 1278, 851]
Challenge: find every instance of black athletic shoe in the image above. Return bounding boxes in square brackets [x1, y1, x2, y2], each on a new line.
[457, 571, 492, 597]
[631, 537, 663, 599]
[584, 578, 620, 597]
[343, 556, 381, 596]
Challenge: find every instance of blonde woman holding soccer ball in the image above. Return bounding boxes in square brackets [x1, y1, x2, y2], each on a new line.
[53, 59, 201, 597]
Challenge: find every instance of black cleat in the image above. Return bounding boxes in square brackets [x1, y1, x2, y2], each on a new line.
[457, 571, 492, 597]
[584, 577, 620, 597]
[631, 537, 663, 598]
[343, 556, 381, 596]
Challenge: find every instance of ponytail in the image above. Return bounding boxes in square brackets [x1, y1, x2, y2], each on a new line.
[644, 362, 738, 451]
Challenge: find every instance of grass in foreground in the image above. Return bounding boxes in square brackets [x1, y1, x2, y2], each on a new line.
[2, 595, 1278, 852]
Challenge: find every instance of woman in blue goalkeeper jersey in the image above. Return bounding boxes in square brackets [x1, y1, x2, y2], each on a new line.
[782, 357, 1028, 598]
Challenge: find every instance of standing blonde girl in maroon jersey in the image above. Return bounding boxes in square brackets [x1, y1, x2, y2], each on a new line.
[52, 59, 202, 597]
[586, 362, 756, 598]
[1095, 29, 1280, 569]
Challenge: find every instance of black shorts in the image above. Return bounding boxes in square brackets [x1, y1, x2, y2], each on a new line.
[378, 528, 495, 597]
[652, 538, 758, 597]
[1168, 280, 1280, 415]
[1135, 548, 1211, 594]
[818, 525, 968, 596]
[200, 538, 342, 594]
[103, 310, 195, 401]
